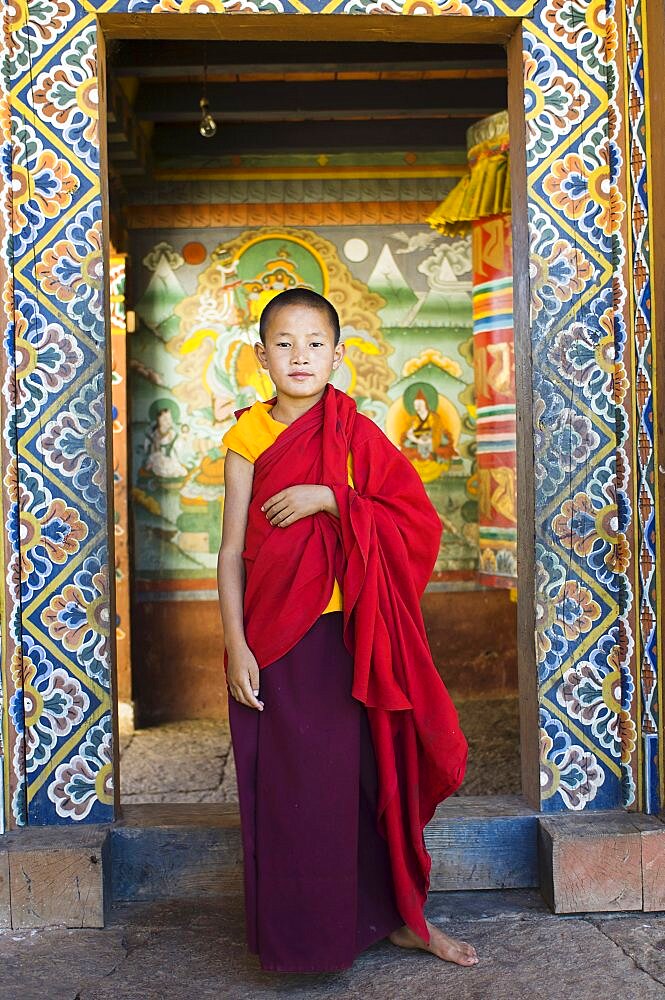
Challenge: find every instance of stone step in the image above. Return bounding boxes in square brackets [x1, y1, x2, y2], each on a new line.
[5, 804, 665, 928]
[110, 795, 540, 902]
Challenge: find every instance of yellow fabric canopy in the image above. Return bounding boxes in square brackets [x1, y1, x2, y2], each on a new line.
[427, 133, 511, 237]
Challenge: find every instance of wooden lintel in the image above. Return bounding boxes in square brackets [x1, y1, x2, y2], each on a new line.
[98, 13, 519, 46]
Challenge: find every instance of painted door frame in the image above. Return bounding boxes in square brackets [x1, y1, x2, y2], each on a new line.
[0, 2, 640, 828]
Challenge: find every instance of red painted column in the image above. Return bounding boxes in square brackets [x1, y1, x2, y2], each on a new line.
[472, 214, 517, 588]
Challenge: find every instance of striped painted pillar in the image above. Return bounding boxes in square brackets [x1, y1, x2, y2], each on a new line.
[472, 212, 517, 588]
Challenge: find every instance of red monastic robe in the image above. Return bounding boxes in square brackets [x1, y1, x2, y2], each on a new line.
[234, 383, 467, 943]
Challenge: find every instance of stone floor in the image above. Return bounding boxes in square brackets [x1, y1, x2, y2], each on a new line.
[3, 891, 665, 999]
[119, 697, 521, 802]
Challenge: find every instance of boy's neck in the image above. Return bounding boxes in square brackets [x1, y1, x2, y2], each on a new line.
[270, 386, 328, 426]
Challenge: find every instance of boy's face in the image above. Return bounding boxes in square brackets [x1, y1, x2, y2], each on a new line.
[254, 303, 345, 402]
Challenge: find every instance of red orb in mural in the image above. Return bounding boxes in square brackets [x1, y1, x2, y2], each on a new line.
[182, 241, 207, 265]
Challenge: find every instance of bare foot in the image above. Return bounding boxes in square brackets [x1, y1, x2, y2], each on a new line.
[389, 920, 479, 966]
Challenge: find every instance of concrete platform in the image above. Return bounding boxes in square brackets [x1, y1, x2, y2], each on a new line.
[2, 891, 665, 999]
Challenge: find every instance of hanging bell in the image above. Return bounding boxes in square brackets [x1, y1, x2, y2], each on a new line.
[199, 97, 217, 138]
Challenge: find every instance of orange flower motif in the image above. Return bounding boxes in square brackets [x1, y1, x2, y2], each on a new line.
[613, 360, 629, 406]
[402, 0, 471, 12]
[606, 533, 630, 576]
[543, 0, 613, 82]
[544, 154, 591, 219]
[9, 145, 77, 238]
[543, 131, 625, 243]
[3, 456, 19, 501]
[619, 711, 637, 765]
[19, 499, 87, 585]
[5, 0, 76, 78]
[557, 580, 601, 640]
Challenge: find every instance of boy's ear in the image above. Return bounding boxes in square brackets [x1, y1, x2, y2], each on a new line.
[332, 340, 346, 370]
[254, 340, 269, 370]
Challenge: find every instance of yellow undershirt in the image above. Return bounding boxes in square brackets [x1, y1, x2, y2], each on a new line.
[222, 399, 354, 614]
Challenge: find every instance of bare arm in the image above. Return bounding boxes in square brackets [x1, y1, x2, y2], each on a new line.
[217, 449, 263, 711]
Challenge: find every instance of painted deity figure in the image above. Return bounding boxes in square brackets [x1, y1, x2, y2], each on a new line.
[142, 399, 190, 480]
[400, 387, 458, 482]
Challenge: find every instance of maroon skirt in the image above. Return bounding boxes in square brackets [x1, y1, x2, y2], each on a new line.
[228, 611, 403, 972]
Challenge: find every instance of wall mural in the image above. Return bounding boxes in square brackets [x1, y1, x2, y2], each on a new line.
[129, 225, 476, 582]
[0, 0, 650, 826]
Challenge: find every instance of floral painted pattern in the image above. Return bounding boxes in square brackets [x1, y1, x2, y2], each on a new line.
[39, 372, 106, 514]
[2, 0, 76, 82]
[342, 0, 493, 13]
[5, 460, 88, 603]
[127, 0, 284, 9]
[554, 626, 636, 807]
[535, 544, 602, 682]
[529, 206, 597, 324]
[541, 0, 617, 83]
[550, 287, 624, 421]
[36, 205, 103, 338]
[9, 636, 89, 774]
[2, 120, 78, 257]
[12, 289, 83, 427]
[556, 629, 621, 752]
[533, 372, 601, 501]
[542, 127, 625, 255]
[539, 708, 605, 810]
[29, 23, 98, 170]
[522, 33, 589, 161]
[41, 550, 111, 688]
[552, 458, 628, 592]
[47, 714, 113, 820]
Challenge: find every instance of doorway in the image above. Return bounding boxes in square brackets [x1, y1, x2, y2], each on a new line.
[97, 16, 535, 810]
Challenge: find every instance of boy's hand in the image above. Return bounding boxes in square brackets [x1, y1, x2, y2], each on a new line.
[261, 485, 337, 526]
[226, 644, 264, 711]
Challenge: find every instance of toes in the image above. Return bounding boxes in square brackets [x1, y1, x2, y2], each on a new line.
[449, 940, 479, 965]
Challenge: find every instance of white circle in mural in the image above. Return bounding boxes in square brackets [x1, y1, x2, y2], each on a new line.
[343, 238, 369, 263]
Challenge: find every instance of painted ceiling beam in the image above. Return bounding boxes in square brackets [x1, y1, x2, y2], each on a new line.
[134, 79, 505, 123]
[148, 118, 473, 158]
[110, 40, 506, 78]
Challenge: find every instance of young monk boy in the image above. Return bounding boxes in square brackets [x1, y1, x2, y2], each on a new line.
[217, 287, 477, 973]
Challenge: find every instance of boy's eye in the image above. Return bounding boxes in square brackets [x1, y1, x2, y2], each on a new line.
[310, 341, 324, 347]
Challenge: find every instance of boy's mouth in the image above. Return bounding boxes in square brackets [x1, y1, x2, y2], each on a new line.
[289, 372, 313, 380]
